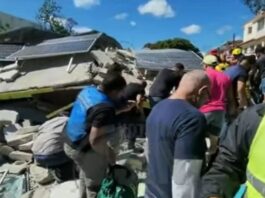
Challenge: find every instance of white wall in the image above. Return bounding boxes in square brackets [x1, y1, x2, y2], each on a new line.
[243, 17, 265, 42]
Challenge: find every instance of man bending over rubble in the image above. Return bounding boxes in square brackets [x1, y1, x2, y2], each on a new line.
[145, 70, 210, 198]
[64, 73, 130, 198]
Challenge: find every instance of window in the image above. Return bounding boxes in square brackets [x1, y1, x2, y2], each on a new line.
[257, 18, 265, 31]
[248, 26, 252, 34]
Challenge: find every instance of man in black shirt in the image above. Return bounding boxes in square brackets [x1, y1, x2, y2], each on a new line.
[118, 81, 147, 151]
[149, 63, 185, 106]
[256, 46, 265, 102]
[64, 74, 132, 198]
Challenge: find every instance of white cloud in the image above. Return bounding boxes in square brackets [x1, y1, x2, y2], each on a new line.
[138, 0, 175, 18]
[130, 21, 137, 27]
[181, 24, 201, 35]
[235, 35, 242, 40]
[73, 26, 92, 33]
[217, 25, 232, 35]
[73, 0, 100, 8]
[114, 13, 129, 20]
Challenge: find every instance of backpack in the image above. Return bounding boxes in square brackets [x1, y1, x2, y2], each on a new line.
[97, 165, 138, 198]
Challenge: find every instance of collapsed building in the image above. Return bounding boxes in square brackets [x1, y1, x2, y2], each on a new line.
[0, 25, 202, 197]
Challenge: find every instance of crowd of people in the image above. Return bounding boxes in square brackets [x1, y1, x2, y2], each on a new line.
[35, 45, 265, 198]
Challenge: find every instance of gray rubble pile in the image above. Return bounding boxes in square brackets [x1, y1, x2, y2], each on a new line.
[0, 109, 148, 198]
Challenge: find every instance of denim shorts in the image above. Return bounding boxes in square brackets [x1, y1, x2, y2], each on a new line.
[260, 78, 265, 94]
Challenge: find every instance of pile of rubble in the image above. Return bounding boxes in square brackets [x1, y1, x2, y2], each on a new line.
[0, 110, 147, 198]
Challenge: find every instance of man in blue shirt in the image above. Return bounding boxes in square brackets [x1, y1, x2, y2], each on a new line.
[145, 70, 210, 198]
[224, 56, 256, 110]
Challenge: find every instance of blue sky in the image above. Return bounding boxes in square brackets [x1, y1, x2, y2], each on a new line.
[1, 0, 254, 52]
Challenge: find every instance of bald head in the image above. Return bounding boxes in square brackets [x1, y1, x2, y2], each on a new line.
[171, 70, 210, 107]
[178, 70, 210, 93]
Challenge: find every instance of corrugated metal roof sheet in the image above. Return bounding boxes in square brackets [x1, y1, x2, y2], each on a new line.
[135, 49, 202, 70]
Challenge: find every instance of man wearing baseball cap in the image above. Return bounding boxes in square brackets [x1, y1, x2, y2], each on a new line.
[200, 55, 236, 160]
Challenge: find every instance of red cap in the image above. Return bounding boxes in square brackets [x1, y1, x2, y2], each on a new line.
[209, 49, 218, 56]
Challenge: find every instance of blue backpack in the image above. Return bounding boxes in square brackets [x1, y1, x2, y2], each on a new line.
[66, 86, 112, 143]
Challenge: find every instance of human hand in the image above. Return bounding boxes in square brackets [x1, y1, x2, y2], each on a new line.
[121, 101, 136, 113]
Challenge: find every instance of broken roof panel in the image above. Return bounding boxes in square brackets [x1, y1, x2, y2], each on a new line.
[0, 55, 93, 95]
[8, 33, 102, 60]
[0, 44, 23, 60]
[135, 49, 202, 71]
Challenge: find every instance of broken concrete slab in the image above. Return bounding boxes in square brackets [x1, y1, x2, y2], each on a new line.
[17, 126, 39, 135]
[0, 144, 15, 156]
[50, 180, 80, 198]
[91, 50, 114, 68]
[30, 164, 54, 185]
[7, 133, 34, 147]
[93, 74, 104, 84]
[18, 141, 33, 151]
[9, 151, 33, 162]
[0, 110, 19, 124]
[22, 120, 31, 128]
[22, 186, 51, 198]
[0, 161, 28, 174]
[4, 123, 22, 133]
[0, 69, 20, 82]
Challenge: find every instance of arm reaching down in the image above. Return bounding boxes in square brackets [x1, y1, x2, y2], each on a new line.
[89, 126, 116, 165]
[237, 78, 248, 109]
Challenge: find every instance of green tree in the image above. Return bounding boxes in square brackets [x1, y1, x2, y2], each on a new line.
[36, 0, 61, 30]
[144, 38, 200, 53]
[242, 0, 265, 14]
[36, 0, 76, 35]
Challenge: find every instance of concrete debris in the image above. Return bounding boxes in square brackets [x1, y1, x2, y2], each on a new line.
[18, 141, 33, 151]
[0, 161, 28, 174]
[17, 126, 40, 135]
[7, 133, 34, 147]
[50, 180, 80, 198]
[22, 120, 32, 128]
[30, 164, 54, 185]
[9, 151, 33, 162]
[91, 50, 114, 68]
[0, 144, 15, 156]
[0, 110, 19, 124]
[22, 186, 51, 198]
[0, 63, 19, 73]
[0, 69, 20, 82]
[117, 153, 146, 172]
[3, 123, 22, 134]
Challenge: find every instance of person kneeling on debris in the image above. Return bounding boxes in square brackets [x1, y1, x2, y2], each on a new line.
[64, 73, 129, 198]
[32, 116, 75, 183]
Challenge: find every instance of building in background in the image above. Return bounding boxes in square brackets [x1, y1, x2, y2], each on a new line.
[241, 11, 265, 54]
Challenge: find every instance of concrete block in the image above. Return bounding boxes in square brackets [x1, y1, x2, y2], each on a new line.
[0, 161, 28, 174]
[17, 126, 39, 135]
[0, 144, 14, 156]
[22, 120, 31, 128]
[0, 69, 20, 82]
[7, 133, 34, 147]
[91, 50, 114, 67]
[0, 110, 19, 124]
[50, 180, 80, 198]
[9, 151, 33, 162]
[3, 123, 21, 133]
[30, 164, 54, 185]
[18, 141, 33, 151]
